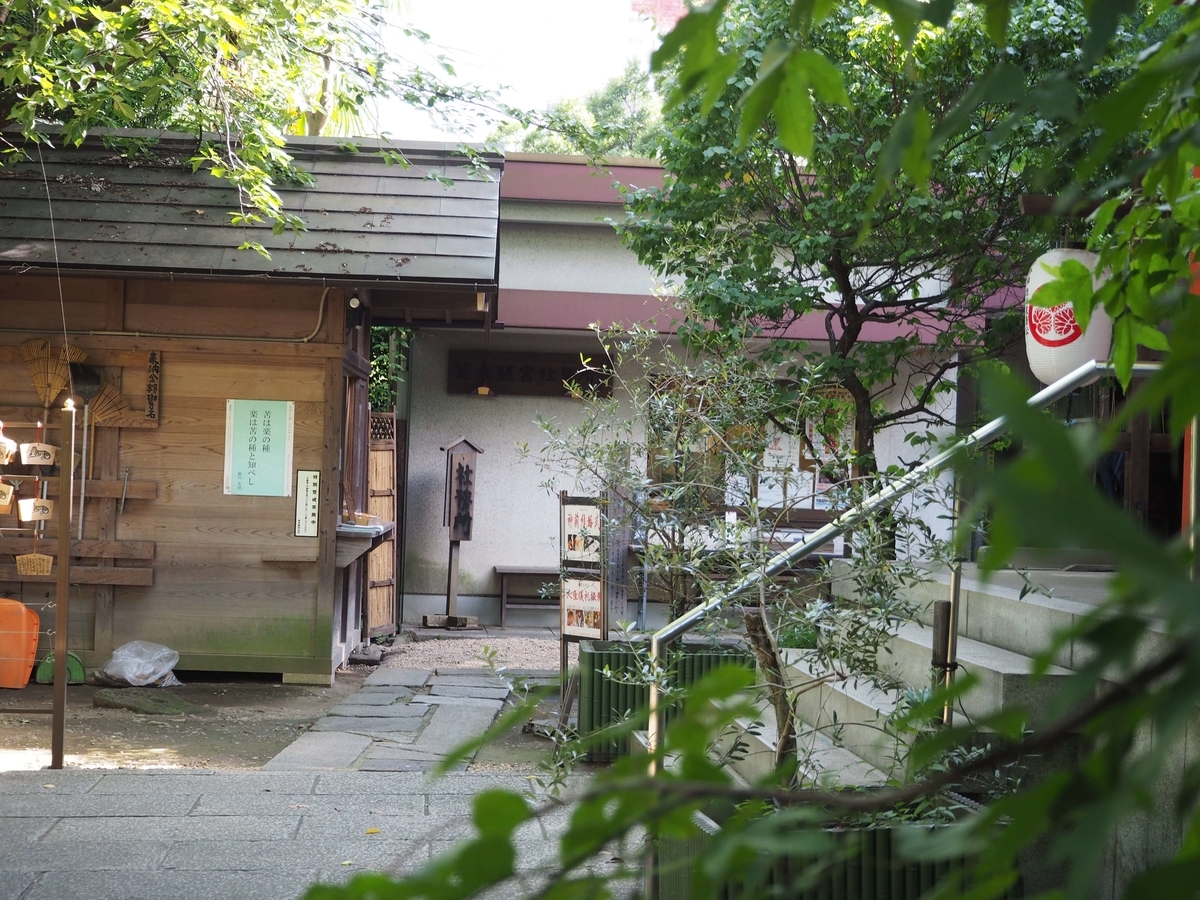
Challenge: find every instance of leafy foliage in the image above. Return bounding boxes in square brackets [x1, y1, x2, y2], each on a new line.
[0, 0, 490, 237]
[621, 0, 1148, 474]
[369, 326, 408, 412]
[490, 61, 665, 159]
[311, 0, 1200, 897]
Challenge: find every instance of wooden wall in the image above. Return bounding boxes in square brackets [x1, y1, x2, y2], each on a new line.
[0, 275, 345, 677]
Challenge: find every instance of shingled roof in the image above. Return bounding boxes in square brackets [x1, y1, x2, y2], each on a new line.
[0, 130, 503, 288]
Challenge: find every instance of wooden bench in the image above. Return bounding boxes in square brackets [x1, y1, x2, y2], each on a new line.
[494, 565, 560, 628]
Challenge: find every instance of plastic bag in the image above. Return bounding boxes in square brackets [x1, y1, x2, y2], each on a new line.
[100, 641, 183, 687]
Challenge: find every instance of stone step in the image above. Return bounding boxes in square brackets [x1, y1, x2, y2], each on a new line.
[880, 621, 1073, 724]
[715, 698, 885, 789]
[781, 652, 910, 777]
[903, 565, 1172, 675]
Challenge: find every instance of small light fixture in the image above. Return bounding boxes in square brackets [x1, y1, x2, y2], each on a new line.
[475, 386, 492, 396]
[348, 296, 361, 309]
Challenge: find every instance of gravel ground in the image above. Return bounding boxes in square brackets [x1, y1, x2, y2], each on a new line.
[382, 635, 576, 672]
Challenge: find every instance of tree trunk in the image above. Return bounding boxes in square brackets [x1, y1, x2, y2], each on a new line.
[744, 602, 796, 780]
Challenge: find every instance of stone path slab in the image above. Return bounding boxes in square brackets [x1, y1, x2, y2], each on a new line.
[408, 695, 505, 710]
[429, 691, 508, 705]
[326, 703, 428, 718]
[262, 732, 371, 771]
[311, 716, 424, 734]
[336, 690, 413, 705]
[365, 668, 431, 687]
[428, 673, 508, 688]
[265, 659, 511, 773]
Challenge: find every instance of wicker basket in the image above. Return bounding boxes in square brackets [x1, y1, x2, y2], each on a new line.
[15, 553, 53, 576]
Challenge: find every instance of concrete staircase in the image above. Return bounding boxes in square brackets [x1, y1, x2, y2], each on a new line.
[723, 564, 1095, 786]
[712, 562, 1198, 897]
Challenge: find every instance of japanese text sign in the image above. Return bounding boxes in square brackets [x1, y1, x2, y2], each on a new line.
[224, 399, 295, 497]
[294, 470, 320, 537]
[562, 577, 602, 639]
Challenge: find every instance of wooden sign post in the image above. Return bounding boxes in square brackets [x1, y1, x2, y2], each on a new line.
[428, 437, 483, 628]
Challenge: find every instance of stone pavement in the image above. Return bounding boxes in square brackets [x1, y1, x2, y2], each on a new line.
[262, 668, 511, 773]
[0, 769, 575, 900]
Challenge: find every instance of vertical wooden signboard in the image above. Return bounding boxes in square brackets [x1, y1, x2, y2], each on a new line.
[437, 437, 482, 622]
[602, 488, 632, 635]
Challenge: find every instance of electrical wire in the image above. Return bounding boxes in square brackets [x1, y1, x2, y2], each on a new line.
[35, 142, 74, 401]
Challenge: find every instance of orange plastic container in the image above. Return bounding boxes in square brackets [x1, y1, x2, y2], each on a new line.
[0, 596, 39, 689]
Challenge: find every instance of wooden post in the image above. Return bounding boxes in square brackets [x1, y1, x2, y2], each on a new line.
[51, 399, 76, 770]
[446, 540, 460, 617]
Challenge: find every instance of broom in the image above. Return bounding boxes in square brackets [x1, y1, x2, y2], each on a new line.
[20, 339, 86, 413]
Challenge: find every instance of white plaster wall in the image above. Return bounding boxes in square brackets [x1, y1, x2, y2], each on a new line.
[499, 222, 665, 295]
[401, 334, 959, 624]
[402, 329, 606, 621]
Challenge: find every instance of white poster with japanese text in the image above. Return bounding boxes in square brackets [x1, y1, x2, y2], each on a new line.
[224, 399, 295, 496]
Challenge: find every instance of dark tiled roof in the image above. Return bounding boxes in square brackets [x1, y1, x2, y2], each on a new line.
[0, 130, 502, 287]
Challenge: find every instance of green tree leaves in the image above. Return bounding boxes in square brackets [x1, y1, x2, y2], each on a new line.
[0, 0, 489, 240]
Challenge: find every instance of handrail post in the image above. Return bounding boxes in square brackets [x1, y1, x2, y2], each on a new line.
[647, 635, 662, 776]
[1189, 417, 1198, 579]
[941, 483, 964, 726]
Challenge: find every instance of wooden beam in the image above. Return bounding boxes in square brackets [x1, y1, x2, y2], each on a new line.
[0, 407, 158, 430]
[0, 565, 152, 585]
[45, 479, 156, 500]
[0, 538, 153, 559]
[343, 346, 370, 380]
[0, 333, 342, 357]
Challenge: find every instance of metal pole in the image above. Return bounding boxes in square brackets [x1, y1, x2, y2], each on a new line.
[1189, 417, 1199, 579]
[76, 402, 88, 540]
[643, 359, 1161, 763]
[942, 485, 964, 726]
[51, 399, 76, 770]
[646, 634, 662, 777]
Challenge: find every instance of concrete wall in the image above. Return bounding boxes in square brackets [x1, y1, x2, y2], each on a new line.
[401, 329, 606, 624]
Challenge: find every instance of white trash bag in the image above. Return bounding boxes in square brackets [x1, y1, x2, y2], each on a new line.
[100, 641, 183, 687]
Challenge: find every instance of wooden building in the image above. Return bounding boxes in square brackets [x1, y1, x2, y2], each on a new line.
[0, 131, 501, 683]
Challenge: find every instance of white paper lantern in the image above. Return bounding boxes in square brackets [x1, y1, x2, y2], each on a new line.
[1025, 248, 1112, 386]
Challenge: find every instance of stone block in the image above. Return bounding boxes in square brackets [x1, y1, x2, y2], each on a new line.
[89, 772, 316, 795]
[428, 674, 507, 688]
[21, 868, 321, 900]
[327, 703, 427, 719]
[0, 872, 37, 900]
[43, 815, 301, 843]
[0, 793, 201, 819]
[312, 716, 424, 734]
[429, 684, 509, 700]
[413, 704, 499, 755]
[190, 792, 424, 817]
[359, 759, 439, 772]
[332, 691, 412, 706]
[0, 840, 171, 872]
[408, 696, 504, 711]
[363, 746, 445, 762]
[162, 839, 427, 873]
[358, 685, 418, 696]
[366, 668, 431, 688]
[262, 731, 371, 771]
[0, 772, 103, 794]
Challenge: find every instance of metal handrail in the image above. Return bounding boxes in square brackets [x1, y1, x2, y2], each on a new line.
[645, 358, 1163, 764]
